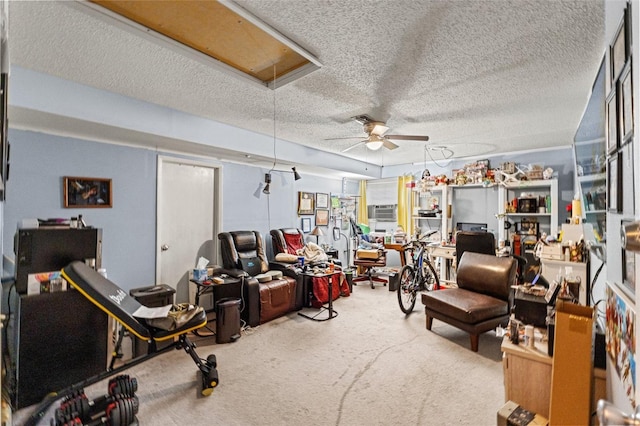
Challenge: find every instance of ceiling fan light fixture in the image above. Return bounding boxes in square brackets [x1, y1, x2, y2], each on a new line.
[366, 140, 384, 151]
[365, 134, 384, 150]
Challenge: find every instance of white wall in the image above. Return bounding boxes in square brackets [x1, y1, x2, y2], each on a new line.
[604, 0, 639, 413]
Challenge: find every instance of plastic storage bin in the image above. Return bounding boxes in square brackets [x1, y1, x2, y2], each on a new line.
[130, 284, 176, 356]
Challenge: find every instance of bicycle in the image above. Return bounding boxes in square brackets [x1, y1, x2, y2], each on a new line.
[397, 231, 441, 314]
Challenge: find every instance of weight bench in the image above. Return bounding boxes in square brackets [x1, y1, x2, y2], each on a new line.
[26, 261, 219, 426]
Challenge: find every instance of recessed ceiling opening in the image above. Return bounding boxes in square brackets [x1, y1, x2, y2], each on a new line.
[87, 0, 321, 88]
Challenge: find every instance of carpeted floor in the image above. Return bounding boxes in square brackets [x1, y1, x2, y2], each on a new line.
[15, 283, 506, 425]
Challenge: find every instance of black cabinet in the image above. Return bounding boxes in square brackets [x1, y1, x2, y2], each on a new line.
[7, 290, 108, 409]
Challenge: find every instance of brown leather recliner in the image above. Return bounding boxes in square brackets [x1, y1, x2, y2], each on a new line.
[218, 231, 301, 327]
[421, 252, 516, 352]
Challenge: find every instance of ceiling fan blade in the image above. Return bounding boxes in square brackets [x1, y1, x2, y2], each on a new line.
[325, 136, 361, 141]
[370, 124, 390, 136]
[382, 139, 399, 150]
[342, 141, 366, 153]
[385, 134, 430, 141]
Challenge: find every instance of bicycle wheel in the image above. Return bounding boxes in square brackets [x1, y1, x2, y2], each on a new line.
[421, 260, 441, 291]
[397, 265, 417, 314]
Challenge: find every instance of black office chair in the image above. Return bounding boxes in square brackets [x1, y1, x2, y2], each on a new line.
[455, 231, 527, 284]
[455, 231, 496, 266]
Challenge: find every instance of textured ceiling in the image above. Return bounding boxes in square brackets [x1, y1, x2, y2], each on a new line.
[8, 0, 605, 169]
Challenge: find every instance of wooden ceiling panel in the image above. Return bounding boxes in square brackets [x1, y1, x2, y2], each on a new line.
[91, 0, 311, 83]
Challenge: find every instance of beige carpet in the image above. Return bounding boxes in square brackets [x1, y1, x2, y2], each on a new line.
[16, 284, 506, 425]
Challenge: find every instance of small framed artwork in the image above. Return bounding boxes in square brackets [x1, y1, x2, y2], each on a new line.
[610, 10, 628, 85]
[607, 153, 621, 212]
[301, 217, 311, 233]
[297, 191, 315, 215]
[64, 176, 112, 208]
[620, 62, 634, 144]
[316, 192, 329, 209]
[621, 142, 635, 215]
[315, 209, 329, 226]
[606, 89, 619, 154]
[622, 219, 636, 296]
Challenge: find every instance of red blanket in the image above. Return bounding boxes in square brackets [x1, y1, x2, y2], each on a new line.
[311, 272, 350, 308]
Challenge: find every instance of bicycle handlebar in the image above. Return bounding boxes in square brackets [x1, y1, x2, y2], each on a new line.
[402, 230, 439, 250]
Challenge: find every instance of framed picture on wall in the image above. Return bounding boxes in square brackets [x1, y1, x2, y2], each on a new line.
[607, 153, 621, 213]
[610, 9, 628, 86]
[301, 217, 311, 233]
[297, 191, 315, 215]
[620, 62, 634, 144]
[606, 89, 618, 154]
[315, 209, 329, 226]
[63, 176, 112, 208]
[316, 192, 329, 209]
[621, 142, 635, 215]
[622, 220, 636, 296]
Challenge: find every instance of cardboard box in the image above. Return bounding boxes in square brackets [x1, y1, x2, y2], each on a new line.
[497, 401, 548, 426]
[356, 249, 379, 259]
[549, 300, 594, 425]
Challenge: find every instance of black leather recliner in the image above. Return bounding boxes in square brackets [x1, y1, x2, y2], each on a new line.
[218, 230, 302, 327]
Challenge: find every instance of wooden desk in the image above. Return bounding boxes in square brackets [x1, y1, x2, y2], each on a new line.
[501, 335, 605, 420]
[383, 242, 407, 266]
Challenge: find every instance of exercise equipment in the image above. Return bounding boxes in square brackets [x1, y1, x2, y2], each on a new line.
[52, 375, 140, 426]
[26, 262, 219, 426]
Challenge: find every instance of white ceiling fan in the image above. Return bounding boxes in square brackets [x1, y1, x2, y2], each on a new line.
[329, 115, 429, 153]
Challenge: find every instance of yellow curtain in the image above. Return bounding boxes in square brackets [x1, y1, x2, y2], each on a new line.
[397, 175, 413, 238]
[357, 180, 368, 226]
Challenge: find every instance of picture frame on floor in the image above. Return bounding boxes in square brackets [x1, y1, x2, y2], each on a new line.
[64, 176, 112, 208]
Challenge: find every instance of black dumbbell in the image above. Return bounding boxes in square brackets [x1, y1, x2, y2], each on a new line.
[108, 375, 138, 398]
[104, 396, 139, 426]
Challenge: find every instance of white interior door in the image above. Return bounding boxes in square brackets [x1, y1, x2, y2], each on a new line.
[157, 157, 222, 304]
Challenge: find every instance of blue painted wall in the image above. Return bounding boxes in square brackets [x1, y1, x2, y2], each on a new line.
[4, 130, 157, 289]
[3, 129, 352, 292]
